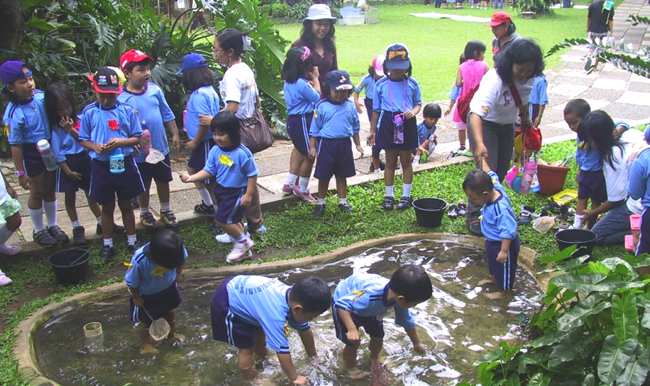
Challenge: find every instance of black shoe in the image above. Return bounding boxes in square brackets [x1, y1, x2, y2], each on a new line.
[72, 226, 86, 245]
[48, 225, 70, 244]
[96, 223, 126, 236]
[194, 202, 215, 216]
[127, 241, 142, 255]
[396, 197, 412, 210]
[100, 245, 115, 262]
[313, 204, 326, 218]
[382, 196, 395, 210]
[338, 202, 353, 213]
[33, 229, 58, 247]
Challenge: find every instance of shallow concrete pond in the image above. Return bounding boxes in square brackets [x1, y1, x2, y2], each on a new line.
[34, 239, 542, 385]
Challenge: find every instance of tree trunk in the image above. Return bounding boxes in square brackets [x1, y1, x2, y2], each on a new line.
[0, 0, 23, 52]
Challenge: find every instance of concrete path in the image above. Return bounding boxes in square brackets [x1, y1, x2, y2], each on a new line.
[3, 0, 649, 254]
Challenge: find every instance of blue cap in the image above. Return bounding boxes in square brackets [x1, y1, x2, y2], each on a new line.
[325, 70, 353, 91]
[384, 43, 411, 71]
[177, 53, 208, 75]
[0, 60, 28, 85]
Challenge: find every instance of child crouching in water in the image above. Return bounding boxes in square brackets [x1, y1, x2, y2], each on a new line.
[125, 228, 187, 354]
[309, 70, 363, 218]
[463, 157, 519, 299]
[413, 103, 441, 164]
[180, 112, 262, 263]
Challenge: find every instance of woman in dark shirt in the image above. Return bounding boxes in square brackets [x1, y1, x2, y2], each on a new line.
[292, 4, 338, 88]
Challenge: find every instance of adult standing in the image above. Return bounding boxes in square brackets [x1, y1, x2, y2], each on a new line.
[490, 12, 519, 60]
[292, 4, 338, 89]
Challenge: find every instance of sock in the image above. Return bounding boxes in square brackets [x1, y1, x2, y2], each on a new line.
[29, 208, 45, 232]
[285, 173, 298, 186]
[0, 224, 13, 244]
[198, 187, 214, 206]
[339, 197, 348, 205]
[385, 185, 394, 198]
[71, 220, 81, 228]
[299, 177, 310, 193]
[403, 184, 412, 198]
[316, 198, 325, 205]
[103, 238, 113, 247]
[43, 200, 57, 227]
[127, 234, 137, 246]
[96, 216, 102, 225]
[160, 202, 171, 213]
[573, 214, 584, 229]
[140, 207, 150, 216]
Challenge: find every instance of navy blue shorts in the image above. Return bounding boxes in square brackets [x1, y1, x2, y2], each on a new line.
[56, 151, 91, 193]
[89, 156, 145, 205]
[636, 208, 650, 255]
[314, 138, 356, 181]
[188, 139, 213, 172]
[485, 237, 520, 291]
[332, 305, 384, 345]
[212, 185, 246, 224]
[129, 282, 181, 327]
[211, 276, 261, 349]
[21, 143, 47, 178]
[137, 155, 173, 191]
[287, 113, 313, 157]
[577, 170, 607, 203]
[376, 111, 417, 151]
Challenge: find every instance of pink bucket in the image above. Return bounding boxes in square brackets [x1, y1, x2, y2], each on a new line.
[625, 234, 635, 252]
[630, 214, 641, 231]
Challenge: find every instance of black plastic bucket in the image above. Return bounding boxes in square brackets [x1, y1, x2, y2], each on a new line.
[413, 198, 447, 228]
[48, 248, 90, 285]
[555, 229, 596, 258]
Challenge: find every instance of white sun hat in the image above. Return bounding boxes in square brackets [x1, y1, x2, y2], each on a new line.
[304, 4, 337, 21]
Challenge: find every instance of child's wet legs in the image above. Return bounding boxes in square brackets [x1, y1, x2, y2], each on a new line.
[253, 329, 268, 361]
[369, 337, 383, 364]
[342, 343, 359, 369]
[237, 348, 257, 379]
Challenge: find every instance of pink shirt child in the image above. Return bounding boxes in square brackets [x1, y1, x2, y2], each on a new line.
[452, 59, 489, 129]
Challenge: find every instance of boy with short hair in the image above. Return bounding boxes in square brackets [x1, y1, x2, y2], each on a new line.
[463, 157, 519, 299]
[332, 265, 432, 374]
[79, 67, 144, 261]
[118, 49, 182, 229]
[414, 103, 441, 164]
[211, 275, 331, 385]
[125, 228, 187, 354]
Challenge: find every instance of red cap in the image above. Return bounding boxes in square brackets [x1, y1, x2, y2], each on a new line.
[490, 11, 512, 27]
[119, 49, 151, 71]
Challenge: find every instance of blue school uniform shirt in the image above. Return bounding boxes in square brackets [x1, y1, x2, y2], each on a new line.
[333, 273, 416, 330]
[3, 90, 50, 145]
[480, 170, 518, 241]
[283, 78, 320, 116]
[184, 85, 220, 142]
[417, 122, 436, 145]
[117, 83, 175, 161]
[528, 75, 548, 119]
[78, 102, 142, 161]
[355, 75, 377, 99]
[124, 243, 188, 296]
[203, 144, 258, 188]
[50, 121, 85, 163]
[628, 148, 650, 208]
[309, 100, 360, 139]
[576, 142, 602, 172]
[372, 77, 422, 113]
[226, 275, 310, 354]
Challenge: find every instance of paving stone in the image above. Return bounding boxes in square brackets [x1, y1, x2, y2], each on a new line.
[591, 78, 628, 90]
[549, 84, 589, 98]
[627, 82, 650, 92]
[603, 103, 650, 120]
[578, 87, 626, 101]
[617, 91, 650, 106]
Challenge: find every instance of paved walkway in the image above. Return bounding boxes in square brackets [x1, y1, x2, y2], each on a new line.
[4, 0, 649, 254]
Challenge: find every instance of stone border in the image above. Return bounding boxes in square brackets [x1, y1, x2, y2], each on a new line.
[14, 233, 548, 386]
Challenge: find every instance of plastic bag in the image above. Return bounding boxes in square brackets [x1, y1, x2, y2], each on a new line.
[532, 216, 555, 234]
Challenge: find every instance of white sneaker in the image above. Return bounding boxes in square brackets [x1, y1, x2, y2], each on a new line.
[215, 233, 235, 244]
[226, 237, 255, 264]
[0, 243, 21, 256]
[0, 271, 12, 286]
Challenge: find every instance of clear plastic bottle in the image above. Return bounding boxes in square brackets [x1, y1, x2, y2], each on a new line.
[141, 128, 151, 155]
[36, 139, 59, 172]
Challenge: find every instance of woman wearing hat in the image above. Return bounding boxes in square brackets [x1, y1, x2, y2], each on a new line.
[490, 11, 519, 59]
[292, 4, 338, 89]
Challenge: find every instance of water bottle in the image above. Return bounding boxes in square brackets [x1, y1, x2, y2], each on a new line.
[109, 148, 125, 174]
[36, 139, 58, 172]
[141, 127, 151, 155]
[520, 156, 537, 194]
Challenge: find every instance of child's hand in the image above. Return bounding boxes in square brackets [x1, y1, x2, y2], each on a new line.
[308, 146, 317, 162]
[293, 375, 309, 385]
[355, 103, 364, 114]
[444, 108, 451, 116]
[18, 175, 29, 190]
[199, 115, 213, 127]
[310, 66, 320, 82]
[240, 192, 253, 208]
[356, 144, 364, 158]
[346, 328, 361, 346]
[403, 110, 415, 120]
[418, 145, 428, 155]
[413, 343, 426, 354]
[367, 132, 376, 146]
[132, 295, 145, 307]
[102, 138, 122, 152]
[65, 170, 83, 181]
[185, 139, 198, 151]
[179, 173, 191, 183]
[496, 250, 508, 264]
[171, 134, 181, 152]
[59, 116, 75, 132]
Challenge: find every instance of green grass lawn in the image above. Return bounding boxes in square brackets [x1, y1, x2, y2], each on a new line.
[276, 4, 587, 101]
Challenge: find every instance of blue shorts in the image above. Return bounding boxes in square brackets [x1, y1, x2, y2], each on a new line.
[137, 154, 173, 191]
[56, 151, 91, 193]
[578, 170, 607, 203]
[21, 143, 47, 178]
[636, 208, 650, 255]
[188, 139, 213, 172]
[376, 111, 417, 151]
[212, 185, 246, 224]
[211, 276, 261, 349]
[314, 138, 356, 181]
[89, 156, 145, 205]
[129, 282, 181, 327]
[287, 113, 313, 157]
[485, 237, 520, 291]
[332, 305, 384, 345]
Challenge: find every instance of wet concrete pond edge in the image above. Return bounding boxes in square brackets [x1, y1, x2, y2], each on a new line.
[14, 233, 551, 386]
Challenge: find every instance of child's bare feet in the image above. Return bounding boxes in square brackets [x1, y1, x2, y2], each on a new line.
[168, 333, 185, 345]
[484, 291, 505, 300]
[370, 361, 390, 386]
[477, 278, 495, 286]
[140, 343, 158, 354]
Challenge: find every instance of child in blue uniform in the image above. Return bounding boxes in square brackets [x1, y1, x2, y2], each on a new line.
[1, 60, 68, 247]
[370, 44, 422, 211]
[45, 82, 102, 245]
[563, 99, 605, 229]
[79, 67, 144, 261]
[309, 70, 364, 218]
[118, 49, 182, 228]
[332, 265, 432, 374]
[354, 55, 385, 173]
[178, 53, 221, 216]
[463, 157, 519, 299]
[629, 128, 650, 255]
[180, 112, 263, 263]
[210, 275, 330, 384]
[282, 46, 321, 202]
[125, 228, 187, 354]
[529, 74, 548, 129]
[414, 103, 441, 164]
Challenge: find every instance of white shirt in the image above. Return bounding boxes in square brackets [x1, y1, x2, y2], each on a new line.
[0, 175, 10, 206]
[469, 69, 534, 125]
[219, 62, 258, 120]
[619, 129, 646, 214]
[604, 145, 629, 202]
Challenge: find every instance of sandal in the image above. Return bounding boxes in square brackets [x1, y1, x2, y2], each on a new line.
[456, 203, 467, 217]
[447, 204, 459, 219]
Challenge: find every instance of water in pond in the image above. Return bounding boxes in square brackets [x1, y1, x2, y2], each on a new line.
[34, 239, 542, 386]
